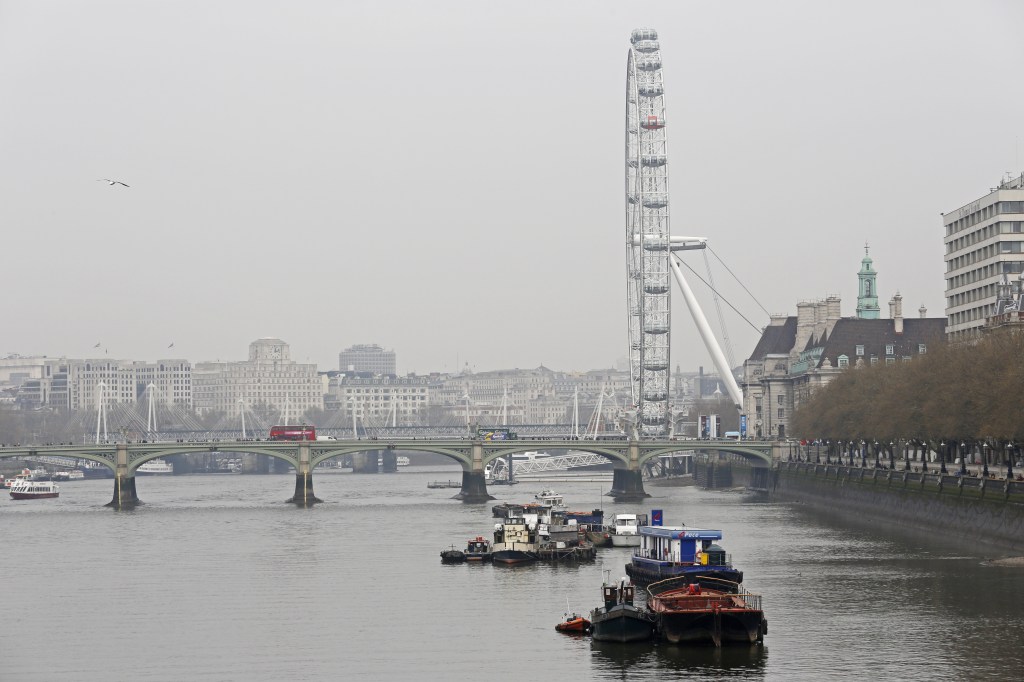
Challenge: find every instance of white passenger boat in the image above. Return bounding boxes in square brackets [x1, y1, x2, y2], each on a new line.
[9, 479, 60, 500]
[137, 458, 174, 475]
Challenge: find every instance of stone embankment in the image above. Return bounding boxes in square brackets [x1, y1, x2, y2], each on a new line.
[772, 461, 1024, 554]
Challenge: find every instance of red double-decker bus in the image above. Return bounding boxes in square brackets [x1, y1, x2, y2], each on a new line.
[269, 425, 317, 441]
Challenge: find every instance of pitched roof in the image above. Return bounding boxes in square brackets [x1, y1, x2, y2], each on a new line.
[747, 317, 797, 361]
[817, 318, 946, 368]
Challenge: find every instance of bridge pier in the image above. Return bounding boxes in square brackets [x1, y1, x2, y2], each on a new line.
[351, 450, 379, 474]
[380, 450, 397, 473]
[287, 472, 321, 506]
[453, 443, 493, 502]
[453, 470, 493, 503]
[286, 443, 322, 506]
[107, 474, 141, 508]
[608, 467, 649, 501]
[106, 444, 141, 508]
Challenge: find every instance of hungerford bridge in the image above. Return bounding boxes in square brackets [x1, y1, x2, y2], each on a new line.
[0, 437, 775, 508]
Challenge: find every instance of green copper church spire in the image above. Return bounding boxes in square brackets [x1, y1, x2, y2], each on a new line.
[856, 242, 880, 319]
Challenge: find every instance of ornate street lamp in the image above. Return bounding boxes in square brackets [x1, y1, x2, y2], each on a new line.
[1007, 442, 1015, 480]
[889, 440, 895, 470]
[825, 440, 831, 465]
[815, 440, 821, 464]
[982, 442, 990, 478]
[960, 441, 969, 476]
[848, 441, 855, 467]
[939, 440, 948, 474]
[860, 440, 867, 468]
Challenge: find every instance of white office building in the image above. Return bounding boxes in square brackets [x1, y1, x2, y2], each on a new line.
[193, 338, 322, 417]
[944, 172, 1024, 341]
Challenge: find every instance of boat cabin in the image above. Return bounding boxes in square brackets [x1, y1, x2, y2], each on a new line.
[634, 526, 726, 565]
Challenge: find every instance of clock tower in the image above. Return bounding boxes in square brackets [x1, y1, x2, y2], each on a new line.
[856, 244, 880, 319]
[249, 338, 290, 362]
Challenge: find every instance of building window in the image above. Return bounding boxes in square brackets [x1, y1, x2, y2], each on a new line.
[777, 394, 784, 405]
[855, 345, 865, 356]
[885, 358, 895, 365]
[777, 408, 785, 419]
[870, 356, 879, 365]
[837, 355, 849, 368]
[918, 344, 927, 354]
[885, 344, 894, 356]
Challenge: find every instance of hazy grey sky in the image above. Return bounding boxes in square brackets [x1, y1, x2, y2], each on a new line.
[3, 1, 1022, 375]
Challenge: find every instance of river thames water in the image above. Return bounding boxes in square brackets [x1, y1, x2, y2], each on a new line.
[3, 465, 1023, 681]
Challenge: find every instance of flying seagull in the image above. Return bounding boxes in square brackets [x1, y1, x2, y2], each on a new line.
[97, 179, 130, 187]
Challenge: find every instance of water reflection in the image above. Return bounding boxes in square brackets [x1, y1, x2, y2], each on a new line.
[590, 640, 766, 679]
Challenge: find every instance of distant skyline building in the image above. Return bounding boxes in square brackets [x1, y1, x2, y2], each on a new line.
[943, 172, 1024, 341]
[194, 338, 322, 418]
[10, 357, 192, 410]
[339, 344, 396, 376]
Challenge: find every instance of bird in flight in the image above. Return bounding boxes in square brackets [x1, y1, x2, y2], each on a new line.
[97, 179, 130, 187]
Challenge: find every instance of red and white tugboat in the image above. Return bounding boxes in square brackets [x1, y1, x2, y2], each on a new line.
[9, 478, 60, 500]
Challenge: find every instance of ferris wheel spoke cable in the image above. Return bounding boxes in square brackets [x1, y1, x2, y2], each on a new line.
[673, 255, 765, 335]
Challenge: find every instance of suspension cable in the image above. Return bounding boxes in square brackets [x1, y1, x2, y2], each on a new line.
[673, 254, 766, 334]
[707, 246, 772, 317]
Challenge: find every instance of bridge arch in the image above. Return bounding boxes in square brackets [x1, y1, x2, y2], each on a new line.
[481, 445, 629, 470]
[309, 444, 473, 469]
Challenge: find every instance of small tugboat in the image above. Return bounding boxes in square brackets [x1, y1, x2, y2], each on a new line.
[492, 515, 539, 565]
[440, 545, 467, 564]
[464, 536, 492, 562]
[608, 513, 646, 547]
[625, 523, 743, 587]
[646, 576, 767, 646]
[590, 576, 656, 643]
[9, 479, 60, 500]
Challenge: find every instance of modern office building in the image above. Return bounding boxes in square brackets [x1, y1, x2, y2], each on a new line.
[193, 338, 322, 417]
[338, 344, 397, 376]
[943, 172, 1024, 341]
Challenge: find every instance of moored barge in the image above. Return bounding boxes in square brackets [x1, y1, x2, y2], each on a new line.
[625, 524, 743, 586]
[647, 576, 766, 646]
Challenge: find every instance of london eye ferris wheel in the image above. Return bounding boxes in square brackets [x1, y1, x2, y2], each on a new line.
[625, 28, 672, 436]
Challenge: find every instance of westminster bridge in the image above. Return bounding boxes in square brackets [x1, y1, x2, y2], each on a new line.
[0, 438, 776, 508]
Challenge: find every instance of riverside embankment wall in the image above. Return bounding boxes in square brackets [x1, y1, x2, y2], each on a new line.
[772, 462, 1024, 554]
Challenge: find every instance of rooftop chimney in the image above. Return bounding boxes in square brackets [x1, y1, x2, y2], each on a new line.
[919, 304, 927, 318]
[893, 292, 903, 334]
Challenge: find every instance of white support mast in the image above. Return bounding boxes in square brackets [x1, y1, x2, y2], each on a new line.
[94, 381, 108, 444]
[669, 255, 744, 410]
[239, 399, 247, 440]
[571, 387, 580, 439]
[146, 383, 157, 437]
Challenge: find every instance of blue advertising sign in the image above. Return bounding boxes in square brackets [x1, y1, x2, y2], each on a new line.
[651, 509, 663, 526]
[740, 414, 747, 436]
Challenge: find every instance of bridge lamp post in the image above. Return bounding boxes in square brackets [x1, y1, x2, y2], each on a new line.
[888, 441, 895, 470]
[848, 441, 855, 467]
[1007, 442, 1015, 480]
[824, 440, 831, 465]
[815, 440, 820, 464]
[981, 442, 989, 478]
